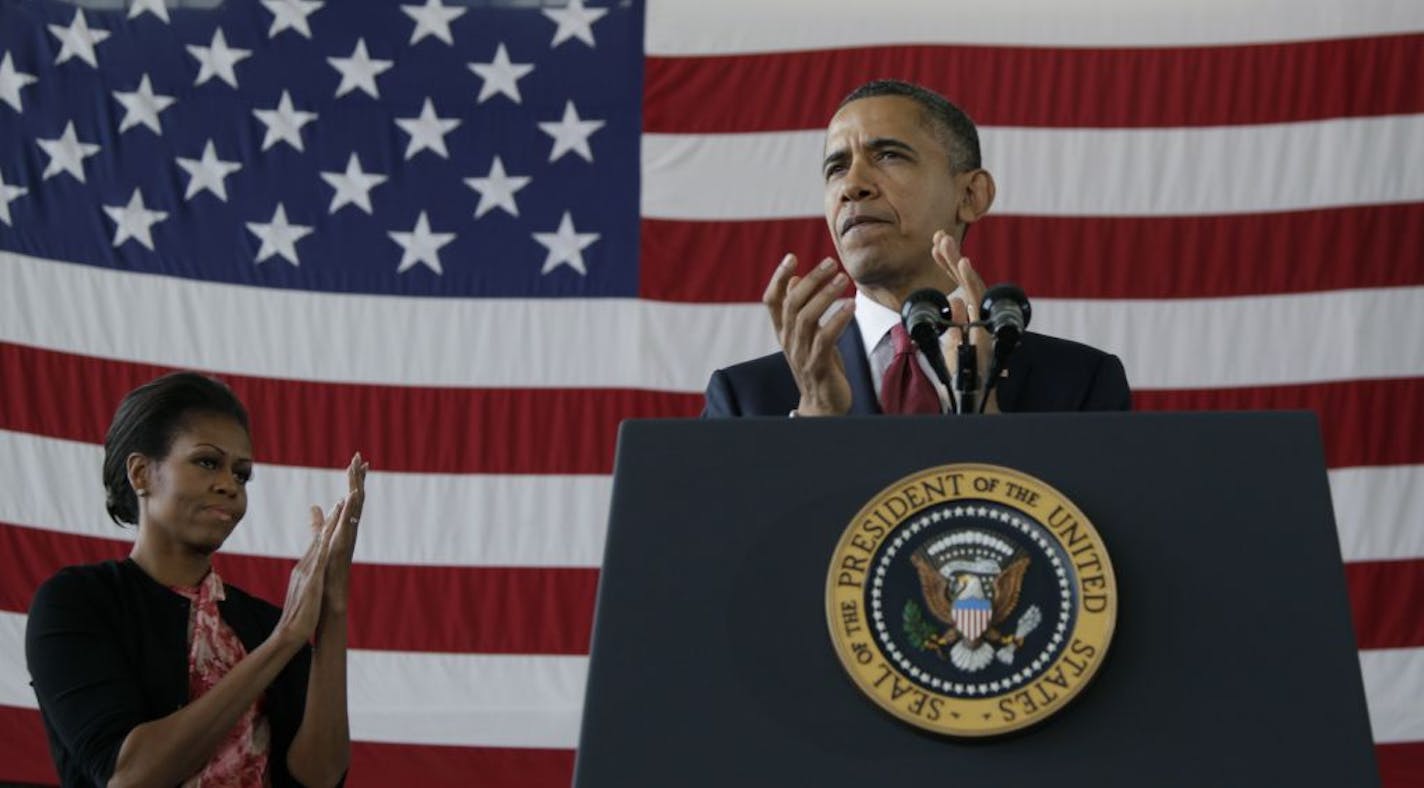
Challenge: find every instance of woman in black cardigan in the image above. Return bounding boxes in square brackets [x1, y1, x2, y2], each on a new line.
[25, 372, 367, 787]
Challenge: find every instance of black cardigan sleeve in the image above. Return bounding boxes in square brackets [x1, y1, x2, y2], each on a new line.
[25, 569, 145, 785]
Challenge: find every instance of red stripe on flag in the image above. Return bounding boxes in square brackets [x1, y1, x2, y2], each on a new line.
[0, 705, 55, 785]
[645, 34, 1424, 133]
[5, 518, 1424, 653]
[1347, 559, 1424, 650]
[0, 342, 703, 475]
[640, 204, 1424, 303]
[6, 344, 1424, 471]
[0, 704, 575, 788]
[1379, 740, 1424, 788]
[1132, 378, 1424, 470]
[0, 522, 597, 655]
[1, 700, 1417, 788]
[348, 741, 573, 788]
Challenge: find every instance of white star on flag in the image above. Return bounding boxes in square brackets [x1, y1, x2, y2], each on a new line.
[389, 211, 456, 274]
[247, 203, 313, 266]
[538, 100, 604, 163]
[321, 153, 387, 214]
[395, 98, 461, 160]
[260, 0, 324, 39]
[468, 43, 534, 104]
[464, 157, 530, 219]
[48, 10, 111, 69]
[0, 52, 38, 112]
[176, 140, 243, 202]
[103, 189, 168, 251]
[542, 0, 608, 48]
[188, 28, 252, 88]
[127, 0, 170, 23]
[401, 0, 466, 46]
[328, 38, 393, 99]
[532, 211, 599, 275]
[113, 75, 176, 135]
[36, 121, 100, 182]
[253, 90, 318, 152]
[0, 167, 27, 227]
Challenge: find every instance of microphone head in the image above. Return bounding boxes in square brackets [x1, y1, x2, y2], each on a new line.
[901, 288, 951, 338]
[979, 283, 1032, 329]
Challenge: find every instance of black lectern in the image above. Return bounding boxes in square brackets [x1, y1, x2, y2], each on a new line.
[574, 413, 1378, 787]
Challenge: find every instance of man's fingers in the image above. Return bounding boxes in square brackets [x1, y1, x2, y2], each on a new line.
[958, 256, 987, 301]
[809, 299, 856, 360]
[781, 259, 840, 349]
[762, 254, 798, 334]
[788, 272, 848, 362]
[931, 231, 963, 287]
[942, 295, 970, 369]
[948, 294, 970, 325]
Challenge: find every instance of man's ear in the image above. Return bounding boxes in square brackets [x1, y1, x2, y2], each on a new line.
[127, 453, 151, 498]
[957, 169, 996, 227]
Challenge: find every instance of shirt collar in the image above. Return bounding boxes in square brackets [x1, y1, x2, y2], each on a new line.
[854, 289, 901, 352]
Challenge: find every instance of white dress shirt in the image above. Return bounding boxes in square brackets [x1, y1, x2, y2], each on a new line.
[853, 290, 952, 412]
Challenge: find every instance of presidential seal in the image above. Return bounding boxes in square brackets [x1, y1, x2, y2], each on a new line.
[825, 464, 1116, 737]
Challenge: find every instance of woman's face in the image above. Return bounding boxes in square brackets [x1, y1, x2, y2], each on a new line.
[133, 412, 253, 556]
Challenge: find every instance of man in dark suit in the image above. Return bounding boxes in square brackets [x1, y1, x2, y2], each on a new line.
[703, 79, 1129, 417]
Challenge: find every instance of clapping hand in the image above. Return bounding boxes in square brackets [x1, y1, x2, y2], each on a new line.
[931, 231, 998, 413]
[319, 453, 367, 615]
[763, 254, 856, 416]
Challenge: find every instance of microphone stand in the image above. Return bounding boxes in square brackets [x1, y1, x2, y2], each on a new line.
[906, 327, 956, 414]
[955, 336, 978, 416]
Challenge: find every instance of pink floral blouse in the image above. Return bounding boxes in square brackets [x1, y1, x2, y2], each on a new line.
[170, 570, 271, 787]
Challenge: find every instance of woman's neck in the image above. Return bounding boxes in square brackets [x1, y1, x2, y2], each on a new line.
[129, 525, 213, 587]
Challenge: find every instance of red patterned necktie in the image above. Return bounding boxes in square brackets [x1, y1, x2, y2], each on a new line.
[881, 323, 942, 414]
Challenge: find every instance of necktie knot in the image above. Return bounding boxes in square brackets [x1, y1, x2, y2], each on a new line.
[882, 323, 940, 415]
[890, 322, 915, 355]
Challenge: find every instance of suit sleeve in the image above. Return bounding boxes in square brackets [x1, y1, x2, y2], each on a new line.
[701, 369, 742, 418]
[1081, 353, 1132, 411]
[25, 572, 145, 785]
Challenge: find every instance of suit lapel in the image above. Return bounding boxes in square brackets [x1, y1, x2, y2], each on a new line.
[839, 318, 882, 415]
[992, 333, 1035, 413]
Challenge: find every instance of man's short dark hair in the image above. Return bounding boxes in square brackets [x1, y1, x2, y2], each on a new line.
[838, 80, 982, 174]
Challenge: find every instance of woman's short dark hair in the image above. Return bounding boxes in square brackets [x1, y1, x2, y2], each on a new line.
[102, 372, 250, 526]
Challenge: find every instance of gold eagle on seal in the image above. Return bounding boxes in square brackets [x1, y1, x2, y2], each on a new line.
[910, 531, 1043, 672]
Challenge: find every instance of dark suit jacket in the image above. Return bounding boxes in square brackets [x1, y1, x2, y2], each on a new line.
[703, 321, 1130, 416]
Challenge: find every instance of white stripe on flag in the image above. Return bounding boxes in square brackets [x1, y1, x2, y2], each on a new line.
[1328, 465, 1424, 564]
[641, 116, 1424, 219]
[0, 610, 585, 749]
[2, 609, 1420, 747]
[0, 430, 611, 568]
[1360, 647, 1424, 744]
[4, 254, 1424, 391]
[646, 0, 1424, 54]
[2, 430, 1420, 568]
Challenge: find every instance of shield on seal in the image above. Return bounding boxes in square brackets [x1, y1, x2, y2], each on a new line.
[952, 597, 992, 643]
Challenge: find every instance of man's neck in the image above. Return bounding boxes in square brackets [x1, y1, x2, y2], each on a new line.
[855, 264, 957, 313]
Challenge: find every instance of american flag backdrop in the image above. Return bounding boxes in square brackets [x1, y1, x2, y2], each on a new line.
[0, 0, 1421, 784]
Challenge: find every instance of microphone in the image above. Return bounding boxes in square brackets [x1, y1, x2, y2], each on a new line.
[899, 289, 953, 391]
[979, 284, 1031, 359]
[977, 284, 1031, 413]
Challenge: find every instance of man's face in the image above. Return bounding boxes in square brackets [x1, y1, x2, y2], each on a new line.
[822, 96, 963, 287]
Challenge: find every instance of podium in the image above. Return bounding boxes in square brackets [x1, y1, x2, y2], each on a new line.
[574, 413, 1378, 786]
